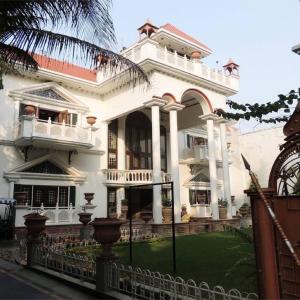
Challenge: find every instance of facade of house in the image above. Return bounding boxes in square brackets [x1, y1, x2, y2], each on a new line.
[0, 21, 242, 228]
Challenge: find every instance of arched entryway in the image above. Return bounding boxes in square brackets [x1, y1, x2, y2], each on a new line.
[125, 111, 152, 170]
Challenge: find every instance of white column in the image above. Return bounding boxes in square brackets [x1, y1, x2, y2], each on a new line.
[219, 120, 232, 219]
[164, 102, 185, 223]
[200, 114, 220, 220]
[117, 116, 126, 217]
[144, 98, 167, 224]
[101, 121, 109, 217]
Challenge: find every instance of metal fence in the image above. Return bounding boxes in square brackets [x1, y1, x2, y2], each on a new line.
[33, 246, 96, 283]
[107, 263, 258, 300]
[28, 243, 258, 300]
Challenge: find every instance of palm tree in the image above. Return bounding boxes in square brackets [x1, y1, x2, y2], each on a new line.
[0, 0, 148, 88]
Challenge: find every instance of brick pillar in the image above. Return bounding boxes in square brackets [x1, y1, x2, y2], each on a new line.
[245, 188, 280, 299]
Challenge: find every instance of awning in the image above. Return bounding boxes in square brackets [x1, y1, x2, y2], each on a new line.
[0, 198, 16, 205]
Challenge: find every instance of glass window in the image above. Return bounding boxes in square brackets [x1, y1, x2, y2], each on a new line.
[189, 190, 211, 205]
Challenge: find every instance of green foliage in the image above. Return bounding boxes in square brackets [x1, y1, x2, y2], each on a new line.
[0, 0, 148, 89]
[162, 198, 172, 207]
[215, 89, 300, 124]
[218, 198, 228, 207]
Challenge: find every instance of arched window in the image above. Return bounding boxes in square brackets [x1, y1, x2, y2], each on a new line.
[126, 112, 152, 170]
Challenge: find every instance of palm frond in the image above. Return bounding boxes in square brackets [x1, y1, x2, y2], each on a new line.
[0, 43, 38, 71]
[2, 27, 148, 84]
[1, 0, 115, 48]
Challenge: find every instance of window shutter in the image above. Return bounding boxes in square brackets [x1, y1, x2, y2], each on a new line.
[70, 186, 76, 206]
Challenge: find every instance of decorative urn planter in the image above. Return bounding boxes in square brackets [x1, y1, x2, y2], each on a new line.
[23, 213, 48, 240]
[91, 218, 125, 259]
[14, 191, 28, 205]
[219, 207, 228, 219]
[239, 207, 249, 218]
[86, 116, 97, 126]
[24, 105, 35, 115]
[121, 205, 128, 220]
[162, 207, 172, 224]
[191, 51, 201, 60]
[84, 192, 94, 205]
[78, 212, 92, 225]
[140, 210, 152, 223]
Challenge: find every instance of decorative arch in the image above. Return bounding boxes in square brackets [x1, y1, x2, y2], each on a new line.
[162, 93, 177, 103]
[181, 89, 213, 114]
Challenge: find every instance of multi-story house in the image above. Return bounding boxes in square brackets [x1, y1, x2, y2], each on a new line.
[0, 21, 240, 228]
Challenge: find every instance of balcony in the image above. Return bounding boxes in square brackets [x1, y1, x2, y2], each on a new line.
[15, 116, 95, 150]
[103, 169, 172, 186]
[121, 42, 239, 92]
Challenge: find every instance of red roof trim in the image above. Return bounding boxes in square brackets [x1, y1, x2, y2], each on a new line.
[160, 23, 211, 52]
[33, 54, 97, 82]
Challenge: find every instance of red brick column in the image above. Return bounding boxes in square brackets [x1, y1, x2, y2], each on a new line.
[245, 188, 280, 299]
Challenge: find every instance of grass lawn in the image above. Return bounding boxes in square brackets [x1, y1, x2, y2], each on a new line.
[70, 231, 257, 293]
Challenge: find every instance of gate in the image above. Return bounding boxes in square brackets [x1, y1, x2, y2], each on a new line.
[246, 107, 300, 299]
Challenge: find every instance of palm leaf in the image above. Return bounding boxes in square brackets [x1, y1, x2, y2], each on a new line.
[2, 26, 148, 84]
[1, 0, 115, 48]
[0, 43, 38, 71]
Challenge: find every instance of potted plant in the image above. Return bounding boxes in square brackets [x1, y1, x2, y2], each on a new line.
[218, 198, 228, 219]
[84, 192, 94, 205]
[78, 206, 93, 225]
[24, 105, 35, 116]
[239, 203, 250, 217]
[23, 212, 48, 240]
[162, 198, 172, 224]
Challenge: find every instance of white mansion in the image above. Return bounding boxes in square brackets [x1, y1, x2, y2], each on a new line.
[0, 21, 245, 228]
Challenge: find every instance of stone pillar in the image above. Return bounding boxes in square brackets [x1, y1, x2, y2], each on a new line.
[218, 120, 232, 219]
[144, 98, 167, 224]
[117, 116, 126, 217]
[164, 102, 185, 223]
[200, 114, 220, 220]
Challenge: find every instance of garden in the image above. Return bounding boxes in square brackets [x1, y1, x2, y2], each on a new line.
[69, 229, 257, 293]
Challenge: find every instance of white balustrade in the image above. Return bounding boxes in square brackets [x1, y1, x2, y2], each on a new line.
[16, 117, 93, 146]
[121, 44, 236, 89]
[103, 169, 171, 185]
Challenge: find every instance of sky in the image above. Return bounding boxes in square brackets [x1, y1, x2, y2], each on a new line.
[110, 0, 300, 132]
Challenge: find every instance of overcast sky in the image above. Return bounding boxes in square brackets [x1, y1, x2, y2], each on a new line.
[111, 0, 300, 132]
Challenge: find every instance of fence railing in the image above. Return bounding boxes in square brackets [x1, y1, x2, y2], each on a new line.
[29, 242, 258, 300]
[107, 263, 258, 300]
[33, 246, 96, 282]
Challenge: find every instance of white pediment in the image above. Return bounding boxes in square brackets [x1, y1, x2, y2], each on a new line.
[3, 154, 86, 183]
[9, 82, 89, 112]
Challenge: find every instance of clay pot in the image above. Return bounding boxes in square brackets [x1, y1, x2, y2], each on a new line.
[23, 213, 48, 240]
[84, 193, 94, 205]
[78, 212, 92, 226]
[14, 191, 28, 205]
[140, 210, 152, 223]
[219, 207, 227, 219]
[162, 207, 172, 224]
[24, 105, 35, 115]
[91, 218, 125, 259]
[86, 116, 97, 126]
[191, 51, 201, 60]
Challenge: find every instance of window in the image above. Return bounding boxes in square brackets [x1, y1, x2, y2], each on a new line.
[14, 184, 75, 207]
[160, 126, 167, 172]
[189, 190, 210, 205]
[107, 188, 117, 217]
[108, 119, 118, 169]
[186, 134, 207, 148]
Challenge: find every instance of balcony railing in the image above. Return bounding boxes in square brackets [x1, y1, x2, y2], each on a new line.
[181, 145, 209, 161]
[103, 169, 172, 185]
[121, 42, 239, 91]
[15, 116, 94, 149]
